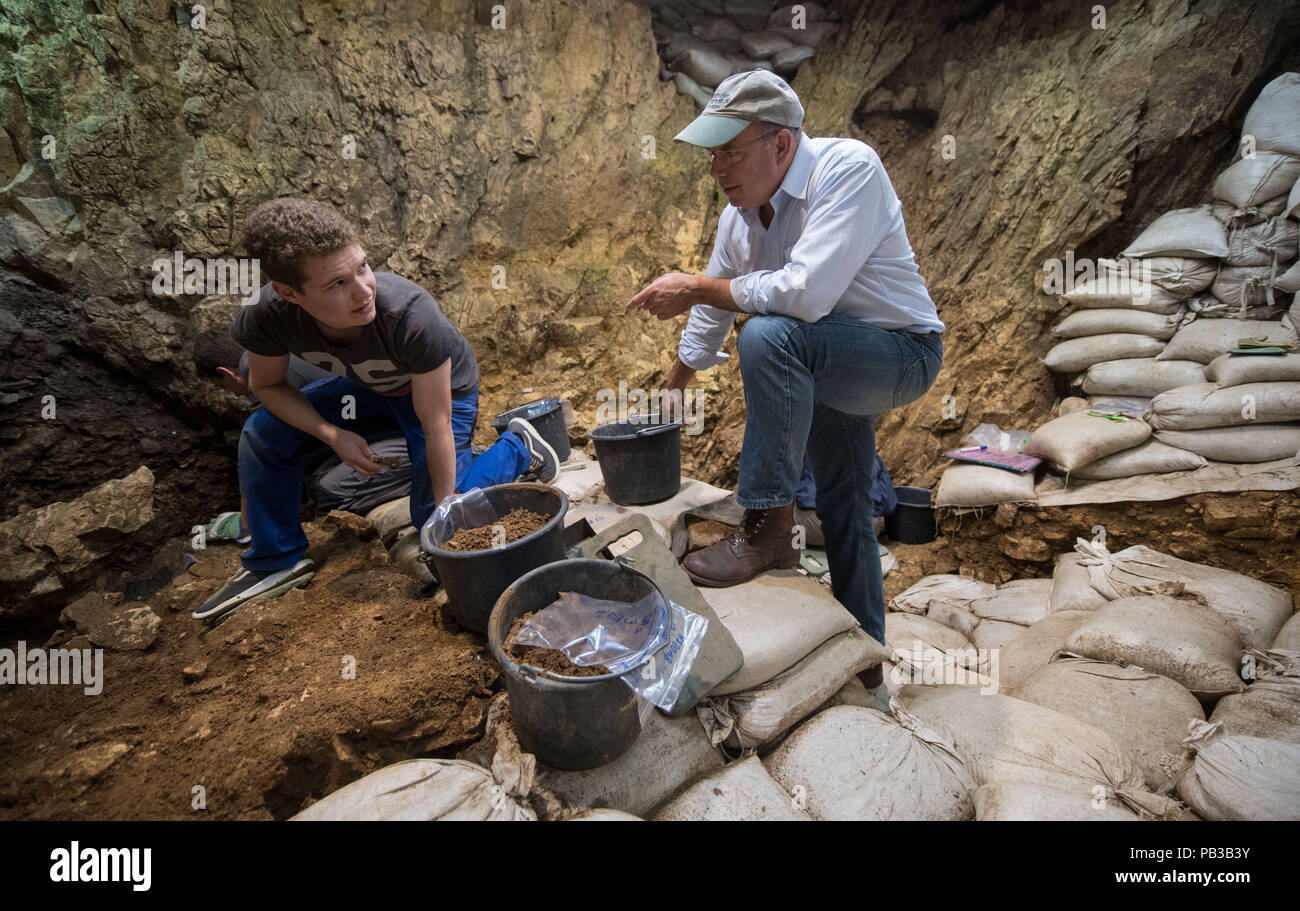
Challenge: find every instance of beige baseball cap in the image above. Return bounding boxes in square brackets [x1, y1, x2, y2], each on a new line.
[674, 70, 805, 147]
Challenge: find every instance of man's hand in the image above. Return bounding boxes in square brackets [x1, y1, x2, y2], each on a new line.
[326, 428, 379, 477]
[626, 273, 739, 319]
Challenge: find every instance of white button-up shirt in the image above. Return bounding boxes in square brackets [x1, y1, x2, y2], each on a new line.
[678, 135, 945, 370]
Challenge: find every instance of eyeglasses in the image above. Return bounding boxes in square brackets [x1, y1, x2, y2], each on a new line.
[707, 129, 781, 165]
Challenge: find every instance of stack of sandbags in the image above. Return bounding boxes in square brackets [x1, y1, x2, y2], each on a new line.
[1044, 269, 1180, 375]
[967, 579, 1052, 649]
[648, 1, 841, 105]
[899, 687, 1191, 820]
[694, 578, 890, 751]
[1146, 377, 1300, 462]
[1071, 538, 1293, 651]
[1176, 651, 1300, 821]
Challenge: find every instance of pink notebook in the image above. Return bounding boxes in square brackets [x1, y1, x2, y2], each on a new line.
[942, 448, 1042, 473]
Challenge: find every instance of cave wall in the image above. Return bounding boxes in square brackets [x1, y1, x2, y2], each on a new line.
[0, 0, 729, 537]
[795, 0, 1300, 484]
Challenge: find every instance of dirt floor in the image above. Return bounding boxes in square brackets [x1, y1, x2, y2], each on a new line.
[0, 512, 500, 821]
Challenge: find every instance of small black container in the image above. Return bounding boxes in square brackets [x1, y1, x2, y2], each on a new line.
[884, 485, 936, 544]
[492, 398, 570, 462]
[488, 559, 660, 770]
[422, 483, 568, 634]
[589, 418, 682, 505]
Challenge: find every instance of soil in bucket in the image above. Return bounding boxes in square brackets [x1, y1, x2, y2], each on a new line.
[442, 507, 548, 551]
[505, 611, 612, 677]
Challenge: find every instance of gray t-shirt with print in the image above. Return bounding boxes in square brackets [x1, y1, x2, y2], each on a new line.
[231, 271, 478, 397]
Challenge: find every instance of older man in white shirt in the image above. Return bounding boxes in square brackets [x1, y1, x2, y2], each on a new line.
[627, 71, 943, 676]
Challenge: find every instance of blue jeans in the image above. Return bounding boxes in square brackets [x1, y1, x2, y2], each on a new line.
[238, 376, 531, 572]
[736, 314, 943, 644]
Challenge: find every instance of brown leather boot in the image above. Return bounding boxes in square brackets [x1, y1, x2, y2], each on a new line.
[682, 502, 798, 587]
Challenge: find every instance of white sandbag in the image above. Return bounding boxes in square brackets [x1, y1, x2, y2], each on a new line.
[1241, 72, 1300, 158]
[1155, 423, 1300, 462]
[927, 600, 980, 638]
[1273, 612, 1300, 651]
[1213, 197, 1288, 225]
[652, 756, 811, 821]
[969, 579, 1052, 625]
[1051, 308, 1184, 340]
[1290, 172, 1300, 219]
[1211, 265, 1286, 315]
[1064, 595, 1245, 698]
[365, 497, 412, 545]
[569, 808, 642, 821]
[696, 627, 888, 751]
[886, 611, 978, 657]
[1058, 395, 1090, 415]
[1186, 291, 1284, 320]
[739, 30, 793, 58]
[899, 687, 1181, 819]
[934, 463, 1037, 507]
[1118, 255, 1217, 296]
[1043, 334, 1166, 373]
[1205, 351, 1300, 386]
[1277, 259, 1300, 294]
[888, 573, 995, 615]
[1212, 152, 1300, 210]
[1157, 318, 1299, 363]
[672, 72, 714, 107]
[1120, 206, 1228, 259]
[1071, 439, 1207, 479]
[971, 618, 1026, 650]
[997, 610, 1095, 693]
[1210, 673, 1300, 743]
[536, 706, 723, 818]
[702, 575, 860, 696]
[1087, 395, 1151, 417]
[1225, 216, 1299, 267]
[1074, 540, 1293, 650]
[1147, 381, 1300, 430]
[826, 675, 885, 712]
[770, 44, 814, 75]
[672, 46, 734, 87]
[973, 777, 1143, 821]
[292, 759, 535, 821]
[1025, 412, 1152, 471]
[1081, 357, 1208, 397]
[1012, 658, 1204, 791]
[764, 703, 976, 821]
[1177, 720, 1300, 821]
[1049, 554, 1110, 613]
[1061, 277, 1184, 314]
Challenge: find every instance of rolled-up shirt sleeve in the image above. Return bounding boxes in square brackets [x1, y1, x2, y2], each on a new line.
[678, 221, 740, 371]
[730, 156, 889, 323]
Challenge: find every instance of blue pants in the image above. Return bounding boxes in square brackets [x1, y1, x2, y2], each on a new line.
[736, 314, 942, 644]
[238, 376, 531, 572]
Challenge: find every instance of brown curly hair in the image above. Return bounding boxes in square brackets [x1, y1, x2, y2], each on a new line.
[239, 198, 360, 289]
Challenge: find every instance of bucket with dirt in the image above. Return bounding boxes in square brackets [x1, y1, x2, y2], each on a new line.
[421, 483, 568, 634]
[589, 417, 682, 505]
[491, 398, 571, 462]
[488, 558, 663, 770]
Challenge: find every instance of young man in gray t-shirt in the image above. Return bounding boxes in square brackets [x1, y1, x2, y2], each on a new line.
[194, 198, 560, 623]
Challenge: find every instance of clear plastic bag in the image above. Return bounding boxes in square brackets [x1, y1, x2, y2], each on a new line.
[514, 588, 708, 712]
[962, 422, 1031, 453]
[420, 488, 499, 551]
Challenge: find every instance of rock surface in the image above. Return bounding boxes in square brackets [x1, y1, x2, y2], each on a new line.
[0, 466, 155, 618]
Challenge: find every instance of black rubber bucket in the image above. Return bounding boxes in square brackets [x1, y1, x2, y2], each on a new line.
[488, 559, 661, 770]
[422, 483, 568, 634]
[491, 398, 570, 462]
[589, 418, 682, 506]
[884, 485, 936, 544]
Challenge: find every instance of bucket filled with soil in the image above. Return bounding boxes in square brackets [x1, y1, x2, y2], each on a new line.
[488, 558, 663, 770]
[421, 483, 568, 634]
[589, 416, 682, 505]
